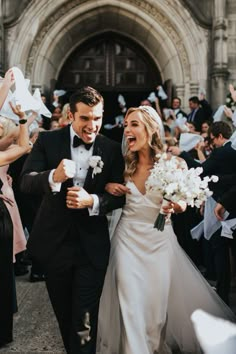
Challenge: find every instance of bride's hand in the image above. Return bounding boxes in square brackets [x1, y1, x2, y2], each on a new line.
[105, 182, 130, 196]
[172, 201, 187, 213]
[162, 200, 186, 214]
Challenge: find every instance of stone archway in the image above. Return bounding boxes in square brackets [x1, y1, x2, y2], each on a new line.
[57, 32, 162, 91]
[6, 0, 209, 110]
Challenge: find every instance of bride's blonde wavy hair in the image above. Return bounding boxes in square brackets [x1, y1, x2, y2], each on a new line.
[124, 106, 164, 178]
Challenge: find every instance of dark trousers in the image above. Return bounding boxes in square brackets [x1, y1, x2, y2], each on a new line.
[45, 237, 107, 354]
[208, 228, 231, 305]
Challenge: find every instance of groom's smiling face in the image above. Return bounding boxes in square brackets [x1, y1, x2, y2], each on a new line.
[70, 102, 103, 143]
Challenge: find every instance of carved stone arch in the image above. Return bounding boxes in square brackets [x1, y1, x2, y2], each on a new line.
[28, 5, 186, 89]
[7, 0, 209, 108]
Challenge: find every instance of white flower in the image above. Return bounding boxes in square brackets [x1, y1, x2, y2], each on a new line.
[166, 182, 178, 195]
[89, 156, 104, 178]
[211, 175, 219, 183]
[195, 167, 203, 176]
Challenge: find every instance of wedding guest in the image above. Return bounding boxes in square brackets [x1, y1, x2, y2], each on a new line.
[171, 96, 187, 119]
[187, 96, 212, 132]
[59, 103, 71, 127]
[9, 128, 46, 281]
[50, 119, 60, 130]
[0, 69, 14, 108]
[201, 120, 211, 137]
[169, 121, 236, 304]
[186, 121, 198, 134]
[51, 107, 62, 121]
[0, 99, 30, 347]
[40, 93, 52, 130]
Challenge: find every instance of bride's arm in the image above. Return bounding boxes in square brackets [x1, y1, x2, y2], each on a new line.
[105, 182, 131, 196]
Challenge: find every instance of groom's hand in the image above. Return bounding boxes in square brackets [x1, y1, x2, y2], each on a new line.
[53, 159, 75, 183]
[66, 186, 94, 209]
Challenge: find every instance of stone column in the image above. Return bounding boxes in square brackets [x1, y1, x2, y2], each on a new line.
[175, 83, 187, 110]
[211, 0, 229, 109]
[175, 84, 185, 101]
[189, 81, 199, 97]
[0, 0, 4, 76]
[31, 84, 43, 91]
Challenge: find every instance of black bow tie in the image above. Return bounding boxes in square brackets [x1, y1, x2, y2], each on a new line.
[73, 135, 93, 150]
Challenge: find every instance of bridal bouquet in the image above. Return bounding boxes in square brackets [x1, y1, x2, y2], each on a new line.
[145, 153, 219, 231]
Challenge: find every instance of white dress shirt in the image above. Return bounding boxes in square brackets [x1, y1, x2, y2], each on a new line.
[48, 125, 99, 215]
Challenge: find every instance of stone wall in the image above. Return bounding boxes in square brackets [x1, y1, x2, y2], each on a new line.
[1, 0, 236, 109]
[228, 0, 236, 84]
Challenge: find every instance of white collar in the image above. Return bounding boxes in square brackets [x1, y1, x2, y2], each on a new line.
[70, 124, 80, 144]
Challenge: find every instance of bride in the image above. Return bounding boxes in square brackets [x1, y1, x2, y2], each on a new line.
[97, 106, 235, 354]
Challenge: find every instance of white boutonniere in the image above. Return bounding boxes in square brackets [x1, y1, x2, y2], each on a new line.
[89, 156, 104, 178]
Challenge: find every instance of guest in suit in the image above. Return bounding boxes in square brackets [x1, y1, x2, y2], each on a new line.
[169, 121, 236, 304]
[187, 96, 212, 132]
[214, 177, 236, 289]
[20, 86, 125, 354]
[169, 121, 236, 183]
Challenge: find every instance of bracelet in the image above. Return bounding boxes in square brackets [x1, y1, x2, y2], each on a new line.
[19, 119, 27, 124]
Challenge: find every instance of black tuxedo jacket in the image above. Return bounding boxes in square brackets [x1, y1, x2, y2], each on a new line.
[187, 108, 206, 132]
[217, 183, 236, 213]
[180, 141, 236, 199]
[212, 174, 236, 214]
[20, 126, 125, 270]
[220, 185, 236, 213]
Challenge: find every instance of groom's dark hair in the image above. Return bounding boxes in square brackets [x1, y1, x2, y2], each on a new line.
[69, 86, 104, 114]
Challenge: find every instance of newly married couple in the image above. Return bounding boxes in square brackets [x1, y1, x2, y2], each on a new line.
[21, 87, 235, 354]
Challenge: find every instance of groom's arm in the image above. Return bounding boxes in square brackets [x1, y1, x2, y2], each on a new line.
[66, 142, 125, 214]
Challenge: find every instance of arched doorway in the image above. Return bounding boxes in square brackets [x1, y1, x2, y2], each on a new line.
[57, 32, 162, 125]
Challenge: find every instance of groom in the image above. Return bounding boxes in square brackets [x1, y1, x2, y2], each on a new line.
[20, 87, 125, 354]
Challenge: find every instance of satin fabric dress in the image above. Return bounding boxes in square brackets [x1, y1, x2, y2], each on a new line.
[97, 180, 235, 354]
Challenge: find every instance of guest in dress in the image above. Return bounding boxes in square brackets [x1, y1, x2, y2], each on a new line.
[0, 103, 30, 347]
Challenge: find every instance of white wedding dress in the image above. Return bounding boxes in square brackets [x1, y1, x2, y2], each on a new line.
[97, 180, 235, 354]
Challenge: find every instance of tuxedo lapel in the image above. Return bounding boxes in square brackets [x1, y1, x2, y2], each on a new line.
[59, 125, 71, 160]
[59, 126, 73, 189]
[84, 135, 104, 192]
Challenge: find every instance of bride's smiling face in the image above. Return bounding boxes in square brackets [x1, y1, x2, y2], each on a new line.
[124, 111, 149, 152]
